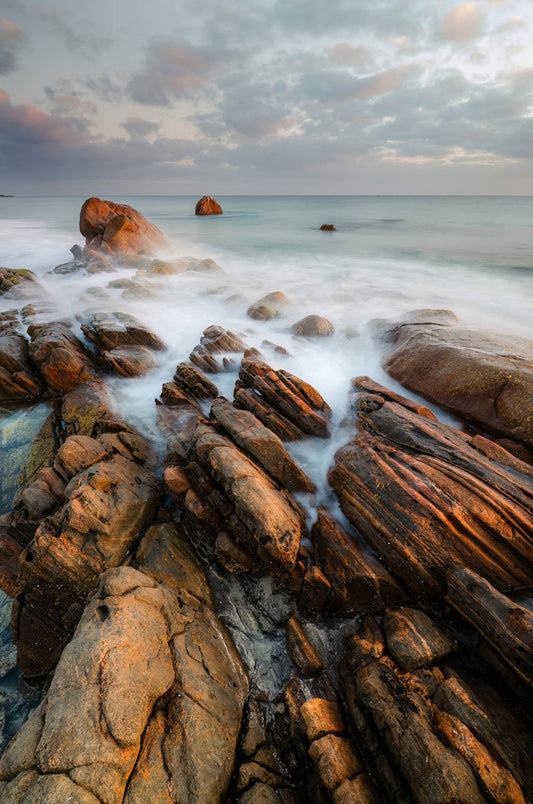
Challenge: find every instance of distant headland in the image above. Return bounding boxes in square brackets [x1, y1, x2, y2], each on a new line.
[0, 194, 14, 197]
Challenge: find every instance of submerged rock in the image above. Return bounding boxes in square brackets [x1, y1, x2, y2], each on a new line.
[247, 292, 290, 321]
[79, 197, 170, 256]
[195, 195, 223, 215]
[292, 315, 334, 337]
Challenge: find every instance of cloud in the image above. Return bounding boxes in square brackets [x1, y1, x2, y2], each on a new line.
[2, 0, 110, 54]
[325, 42, 373, 68]
[84, 73, 123, 103]
[129, 39, 229, 106]
[440, 3, 483, 42]
[44, 82, 97, 117]
[0, 17, 22, 74]
[121, 117, 160, 139]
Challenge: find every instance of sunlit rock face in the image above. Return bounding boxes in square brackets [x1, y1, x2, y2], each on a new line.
[195, 195, 223, 215]
[79, 197, 171, 257]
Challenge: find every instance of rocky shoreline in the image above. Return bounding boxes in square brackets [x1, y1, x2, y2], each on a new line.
[0, 199, 532, 803]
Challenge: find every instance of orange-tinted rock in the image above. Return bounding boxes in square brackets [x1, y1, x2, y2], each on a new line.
[247, 291, 290, 321]
[0, 333, 43, 401]
[311, 508, 405, 613]
[195, 195, 223, 215]
[383, 607, 456, 672]
[28, 322, 99, 393]
[333, 774, 380, 804]
[0, 532, 22, 597]
[79, 197, 170, 256]
[300, 699, 345, 742]
[174, 362, 219, 400]
[381, 310, 533, 449]
[308, 734, 364, 792]
[211, 397, 315, 493]
[299, 566, 331, 612]
[329, 388, 533, 597]
[286, 616, 323, 677]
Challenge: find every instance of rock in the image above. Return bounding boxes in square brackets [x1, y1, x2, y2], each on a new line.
[80, 311, 166, 352]
[0, 333, 43, 401]
[0, 563, 248, 803]
[61, 381, 120, 437]
[0, 533, 22, 596]
[53, 434, 111, 481]
[332, 775, 380, 804]
[195, 195, 223, 215]
[381, 309, 533, 449]
[14, 450, 162, 680]
[190, 422, 305, 573]
[200, 324, 248, 354]
[0, 267, 38, 298]
[101, 346, 158, 377]
[446, 566, 533, 686]
[160, 381, 202, 409]
[311, 509, 405, 614]
[247, 292, 290, 321]
[329, 383, 533, 597]
[319, 224, 336, 231]
[28, 322, 100, 394]
[383, 607, 456, 672]
[190, 343, 223, 373]
[308, 734, 363, 792]
[186, 256, 223, 272]
[298, 566, 331, 612]
[156, 403, 205, 465]
[292, 315, 334, 337]
[286, 616, 323, 676]
[174, 362, 219, 400]
[351, 375, 437, 420]
[79, 197, 170, 256]
[211, 397, 315, 493]
[236, 355, 331, 439]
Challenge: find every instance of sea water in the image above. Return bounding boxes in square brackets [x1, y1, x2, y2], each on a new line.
[0, 194, 532, 711]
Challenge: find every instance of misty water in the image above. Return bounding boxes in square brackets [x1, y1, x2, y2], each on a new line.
[1, 195, 533, 707]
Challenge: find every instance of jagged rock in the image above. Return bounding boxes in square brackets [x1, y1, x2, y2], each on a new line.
[156, 404, 205, 465]
[380, 309, 533, 449]
[61, 381, 137, 439]
[191, 422, 305, 573]
[101, 345, 158, 377]
[351, 375, 437, 420]
[160, 381, 201, 409]
[311, 509, 405, 614]
[383, 607, 456, 672]
[247, 292, 290, 321]
[195, 195, 223, 215]
[190, 343, 223, 373]
[174, 362, 219, 400]
[236, 355, 331, 439]
[28, 322, 100, 393]
[0, 561, 248, 803]
[286, 616, 323, 676]
[79, 197, 170, 256]
[298, 566, 331, 613]
[329, 385, 533, 597]
[446, 567, 533, 686]
[14, 449, 161, 680]
[0, 333, 43, 401]
[292, 315, 334, 337]
[53, 434, 111, 482]
[211, 398, 315, 493]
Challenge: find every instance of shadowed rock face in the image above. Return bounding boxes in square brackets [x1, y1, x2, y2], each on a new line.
[79, 197, 170, 256]
[380, 309, 533, 449]
[329, 388, 533, 597]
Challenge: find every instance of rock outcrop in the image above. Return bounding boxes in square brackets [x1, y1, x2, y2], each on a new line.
[28, 322, 100, 394]
[79, 197, 170, 256]
[195, 195, 223, 215]
[380, 309, 533, 450]
[80, 311, 166, 377]
[329, 379, 533, 597]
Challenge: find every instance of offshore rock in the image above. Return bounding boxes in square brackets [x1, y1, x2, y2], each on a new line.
[0, 559, 248, 803]
[28, 322, 100, 394]
[195, 195, 223, 215]
[329, 385, 533, 597]
[79, 197, 170, 256]
[381, 309, 533, 449]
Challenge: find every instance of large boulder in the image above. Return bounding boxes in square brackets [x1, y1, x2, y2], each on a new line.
[195, 196, 223, 215]
[28, 322, 100, 394]
[380, 309, 533, 449]
[79, 197, 170, 256]
[0, 551, 248, 804]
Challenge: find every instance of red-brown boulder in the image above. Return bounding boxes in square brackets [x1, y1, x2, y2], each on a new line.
[195, 195, 223, 215]
[79, 197, 170, 256]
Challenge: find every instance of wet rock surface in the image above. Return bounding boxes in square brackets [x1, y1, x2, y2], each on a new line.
[292, 315, 335, 337]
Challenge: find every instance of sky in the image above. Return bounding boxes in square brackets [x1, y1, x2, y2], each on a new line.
[1, 0, 533, 195]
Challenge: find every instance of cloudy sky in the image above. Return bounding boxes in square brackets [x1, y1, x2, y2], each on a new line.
[1, 0, 533, 194]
